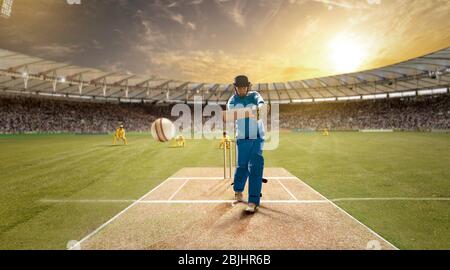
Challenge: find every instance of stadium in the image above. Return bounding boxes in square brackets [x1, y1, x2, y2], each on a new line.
[0, 0, 449, 253]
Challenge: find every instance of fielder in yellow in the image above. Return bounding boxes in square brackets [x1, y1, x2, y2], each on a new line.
[113, 124, 128, 145]
[175, 134, 185, 147]
[322, 128, 329, 136]
[219, 131, 232, 149]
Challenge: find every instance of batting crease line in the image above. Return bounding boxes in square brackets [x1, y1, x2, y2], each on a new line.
[42, 199, 324, 204]
[331, 197, 450, 202]
[167, 176, 298, 180]
[138, 200, 327, 204]
[41, 199, 135, 203]
[40, 198, 450, 204]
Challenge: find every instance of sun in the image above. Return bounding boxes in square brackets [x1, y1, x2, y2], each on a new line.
[329, 34, 366, 73]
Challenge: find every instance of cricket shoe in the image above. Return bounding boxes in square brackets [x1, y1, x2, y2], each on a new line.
[245, 203, 258, 213]
[234, 192, 243, 202]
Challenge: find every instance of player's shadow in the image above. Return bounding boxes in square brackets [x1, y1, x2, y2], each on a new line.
[258, 205, 288, 215]
[236, 202, 296, 219]
[236, 204, 290, 218]
[255, 205, 298, 221]
[94, 144, 126, 148]
[208, 202, 255, 234]
[240, 209, 256, 218]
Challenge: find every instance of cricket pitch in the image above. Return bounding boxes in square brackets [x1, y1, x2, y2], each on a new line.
[73, 167, 397, 250]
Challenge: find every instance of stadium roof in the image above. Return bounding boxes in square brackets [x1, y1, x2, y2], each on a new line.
[0, 46, 449, 104]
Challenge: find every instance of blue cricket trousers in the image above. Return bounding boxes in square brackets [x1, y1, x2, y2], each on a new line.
[233, 138, 264, 206]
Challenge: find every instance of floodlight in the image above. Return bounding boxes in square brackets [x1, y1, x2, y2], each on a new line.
[0, 0, 14, 18]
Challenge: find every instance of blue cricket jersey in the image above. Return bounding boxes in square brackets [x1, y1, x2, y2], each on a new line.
[226, 91, 265, 140]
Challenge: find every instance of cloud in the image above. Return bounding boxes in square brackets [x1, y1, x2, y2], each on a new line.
[230, 3, 246, 27]
[158, 5, 197, 31]
[91, 40, 104, 50]
[190, 0, 203, 5]
[32, 43, 83, 58]
[167, 1, 178, 8]
[252, 0, 283, 34]
[168, 14, 196, 31]
[170, 13, 184, 25]
[167, 0, 203, 8]
[142, 49, 322, 83]
[135, 19, 168, 51]
[101, 60, 129, 73]
[290, 0, 381, 9]
[127, 0, 450, 83]
[214, 0, 247, 27]
[186, 22, 197, 30]
[288, 15, 320, 45]
[333, 0, 450, 65]
[366, 0, 381, 5]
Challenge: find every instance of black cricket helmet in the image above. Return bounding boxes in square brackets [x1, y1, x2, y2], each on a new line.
[234, 75, 251, 95]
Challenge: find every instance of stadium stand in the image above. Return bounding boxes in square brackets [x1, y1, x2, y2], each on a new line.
[0, 94, 448, 134]
[0, 95, 171, 134]
[279, 94, 450, 131]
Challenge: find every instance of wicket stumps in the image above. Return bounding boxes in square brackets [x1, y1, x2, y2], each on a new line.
[223, 140, 236, 179]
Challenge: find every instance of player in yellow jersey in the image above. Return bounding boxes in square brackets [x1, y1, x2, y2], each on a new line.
[322, 128, 329, 136]
[219, 131, 232, 149]
[175, 134, 185, 147]
[113, 124, 128, 145]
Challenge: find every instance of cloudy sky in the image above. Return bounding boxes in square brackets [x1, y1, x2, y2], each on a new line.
[0, 0, 449, 83]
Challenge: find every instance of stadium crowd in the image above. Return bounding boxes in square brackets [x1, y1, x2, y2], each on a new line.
[0, 93, 448, 133]
[279, 94, 450, 131]
[0, 95, 171, 133]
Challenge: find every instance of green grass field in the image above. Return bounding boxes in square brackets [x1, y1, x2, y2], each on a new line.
[0, 132, 449, 250]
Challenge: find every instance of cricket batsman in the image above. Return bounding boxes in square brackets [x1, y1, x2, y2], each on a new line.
[113, 124, 127, 145]
[226, 75, 266, 213]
